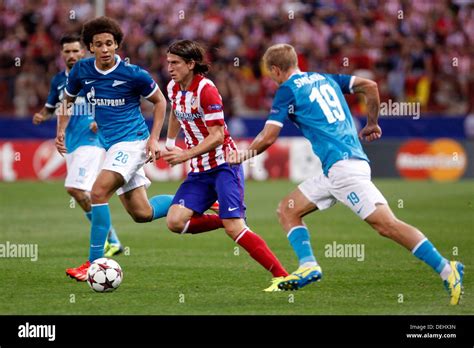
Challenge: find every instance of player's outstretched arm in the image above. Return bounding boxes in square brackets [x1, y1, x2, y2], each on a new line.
[145, 88, 167, 162]
[352, 77, 382, 142]
[228, 123, 281, 164]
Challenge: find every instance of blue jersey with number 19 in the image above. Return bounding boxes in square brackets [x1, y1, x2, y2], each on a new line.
[267, 71, 368, 175]
[65, 55, 158, 150]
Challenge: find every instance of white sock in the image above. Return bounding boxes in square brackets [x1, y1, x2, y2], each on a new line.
[440, 262, 452, 281]
[300, 261, 318, 268]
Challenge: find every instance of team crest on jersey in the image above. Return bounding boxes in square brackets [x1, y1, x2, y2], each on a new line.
[191, 96, 199, 109]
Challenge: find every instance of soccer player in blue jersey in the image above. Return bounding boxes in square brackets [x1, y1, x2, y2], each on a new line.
[55, 17, 173, 281]
[229, 44, 464, 304]
[33, 34, 123, 258]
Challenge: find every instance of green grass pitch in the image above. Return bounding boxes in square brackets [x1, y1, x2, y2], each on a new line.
[0, 179, 472, 314]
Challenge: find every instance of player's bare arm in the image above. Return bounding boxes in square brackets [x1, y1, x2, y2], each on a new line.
[163, 125, 224, 166]
[145, 87, 167, 162]
[228, 123, 281, 164]
[33, 106, 55, 125]
[165, 109, 181, 150]
[352, 76, 382, 142]
[55, 94, 75, 154]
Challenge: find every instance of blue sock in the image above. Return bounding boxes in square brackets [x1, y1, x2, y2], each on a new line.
[107, 226, 120, 245]
[149, 195, 174, 220]
[287, 226, 317, 266]
[412, 238, 448, 274]
[89, 204, 111, 262]
[86, 211, 119, 245]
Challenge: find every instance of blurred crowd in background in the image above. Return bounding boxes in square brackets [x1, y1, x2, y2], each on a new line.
[0, 0, 473, 119]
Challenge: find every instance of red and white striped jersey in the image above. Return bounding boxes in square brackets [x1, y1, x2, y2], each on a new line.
[167, 74, 237, 173]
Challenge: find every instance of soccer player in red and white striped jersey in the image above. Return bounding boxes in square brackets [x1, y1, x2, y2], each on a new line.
[166, 71, 236, 172]
[162, 40, 289, 291]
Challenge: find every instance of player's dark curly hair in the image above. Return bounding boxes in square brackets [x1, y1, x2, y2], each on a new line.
[167, 40, 210, 74]
[81, 16, 124, 52]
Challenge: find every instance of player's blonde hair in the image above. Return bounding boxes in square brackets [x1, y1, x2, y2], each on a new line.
[262, 44, 298, 72]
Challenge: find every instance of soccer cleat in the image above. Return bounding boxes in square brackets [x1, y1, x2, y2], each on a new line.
[209, 201, 220, 214]
[278, 265, 323, 291]
[263, 277, 285, 292]
[65, 261, 91, 282]
[104, 243, 124, 258]
[443, 261, 464, 305]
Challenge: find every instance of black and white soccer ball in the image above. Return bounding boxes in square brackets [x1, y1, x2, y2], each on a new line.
[87, 258, 123, 292]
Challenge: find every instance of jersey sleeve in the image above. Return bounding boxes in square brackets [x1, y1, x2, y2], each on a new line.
[266, 85, 295, 127]
[200, 84, 224, 127]
[323, 74, 355, 94]
[64, 63, 82, 97]
[45, 75, 60, 109]
[135, 68, 159, 98]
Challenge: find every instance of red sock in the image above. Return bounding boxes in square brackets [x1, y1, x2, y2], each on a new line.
[184, 213, 224, 234]
[235, 228, 288, 277]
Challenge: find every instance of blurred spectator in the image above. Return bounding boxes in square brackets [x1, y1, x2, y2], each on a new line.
[0, 0, 473, 118]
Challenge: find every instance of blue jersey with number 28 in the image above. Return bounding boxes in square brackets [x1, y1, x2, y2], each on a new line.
[267, 72, 368, 175]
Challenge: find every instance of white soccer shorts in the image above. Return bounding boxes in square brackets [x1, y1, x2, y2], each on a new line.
[65, 145, 105, 192]
[298, 159, 387, 220]
[101, 139, 151, 195]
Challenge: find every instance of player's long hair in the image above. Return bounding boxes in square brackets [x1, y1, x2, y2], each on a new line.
[167, 40, 210, 75]
[81, 16, 124, 52]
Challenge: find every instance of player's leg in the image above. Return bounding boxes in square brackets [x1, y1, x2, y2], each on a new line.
[65, 169, 123, 281]
[215, 164, 288, 291]
[365, 204, 464, 305]
[277, 188, 318, 266]
[64, 145, 122, 256]
[65, 187, 91, 211]
[332, 159, 464, 304]
[166, 174, 223, 234]
[221, 217, 289, 291]
[275, 187, 325, 290]
[66, 140, 151, 281]
[365, 204, 424, 249]
[118, 183, 173, 223]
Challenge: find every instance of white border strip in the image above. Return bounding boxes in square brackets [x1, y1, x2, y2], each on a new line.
[266, 120, 283, 128]
[91, 203, 109, 207]
[235, 228, 249, 243]
[411, 238, 427, 254]
[143, 84, 159, 99]
[287, 225, 306, 238]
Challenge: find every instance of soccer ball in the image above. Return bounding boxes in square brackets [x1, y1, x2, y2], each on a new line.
[86, 258, 123, 292]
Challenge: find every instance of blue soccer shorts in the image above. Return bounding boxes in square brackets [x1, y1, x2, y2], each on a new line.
[172, 163, 246, 219]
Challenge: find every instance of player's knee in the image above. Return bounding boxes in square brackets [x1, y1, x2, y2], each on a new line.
[90, 188, 108, 203]
[130, 210, 152, 223]
[66, 187, 82, 200]
[277, 200, 296, 224]
[166, 215, 185, 233]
